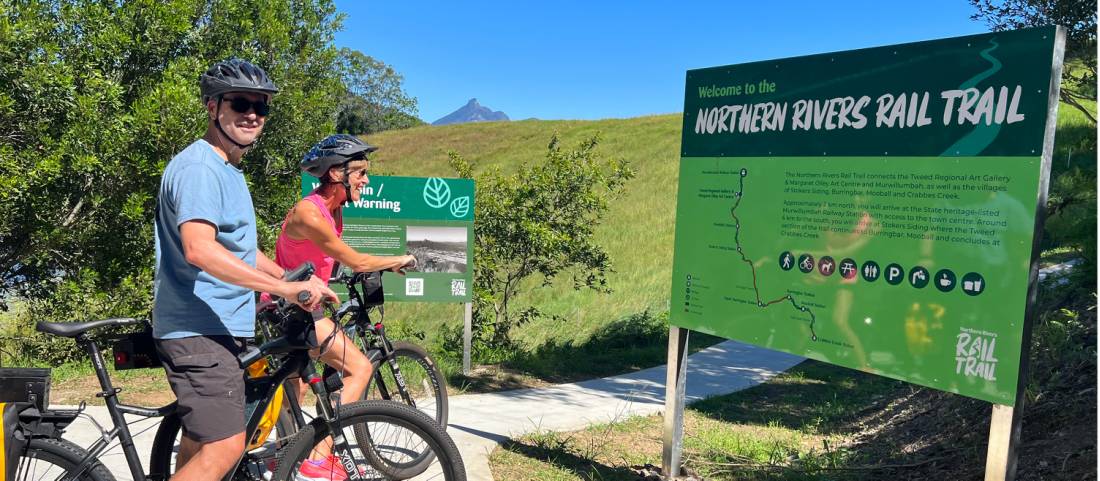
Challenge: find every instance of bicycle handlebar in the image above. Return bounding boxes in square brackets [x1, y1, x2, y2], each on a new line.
[283, 261, 315, 282]
[239, 262, 318, 369]
[269, 261, 315, 309]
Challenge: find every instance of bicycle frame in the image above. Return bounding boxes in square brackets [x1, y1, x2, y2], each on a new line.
[332, 272, 418, 408]
[55, 332, 176, 481]
[29, 320, 367, 481]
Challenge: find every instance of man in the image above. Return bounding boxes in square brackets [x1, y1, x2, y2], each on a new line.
[152, 58, 336, 481]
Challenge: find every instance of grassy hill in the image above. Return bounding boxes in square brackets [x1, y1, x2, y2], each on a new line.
[364, 115, 685, 354]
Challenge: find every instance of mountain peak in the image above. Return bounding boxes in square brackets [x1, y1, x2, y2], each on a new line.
[433, 99, 509, 126]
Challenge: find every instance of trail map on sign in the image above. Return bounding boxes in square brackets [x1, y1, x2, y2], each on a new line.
[727, 168, 819, 341]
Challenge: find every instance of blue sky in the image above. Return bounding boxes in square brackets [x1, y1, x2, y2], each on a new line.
[333, 1, 989, 122]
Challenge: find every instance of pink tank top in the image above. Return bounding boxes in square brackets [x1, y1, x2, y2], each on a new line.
[275, 192, 343, 284]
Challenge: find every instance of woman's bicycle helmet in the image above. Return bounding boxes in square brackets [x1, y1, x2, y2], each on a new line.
[301, 134, 378, 198]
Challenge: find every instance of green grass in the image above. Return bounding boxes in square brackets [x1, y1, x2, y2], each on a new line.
[1051, 98, 1096, 174]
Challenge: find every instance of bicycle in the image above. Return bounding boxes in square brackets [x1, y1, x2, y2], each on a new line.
[334, 266, 448, 427]
[6, 262, 466, 481]
[268, 265, 449, 479]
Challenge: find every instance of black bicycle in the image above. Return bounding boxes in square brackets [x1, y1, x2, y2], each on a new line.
[335, 267, 448, 427]
[5, 262, 465, 481]
[268, 265, 449, 479]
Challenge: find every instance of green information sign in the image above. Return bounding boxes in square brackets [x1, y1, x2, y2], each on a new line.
[670, 27, 1062, 405]
[302, 174, 474, 302]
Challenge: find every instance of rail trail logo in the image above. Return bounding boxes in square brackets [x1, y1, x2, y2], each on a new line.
[955, 327, 998, 381]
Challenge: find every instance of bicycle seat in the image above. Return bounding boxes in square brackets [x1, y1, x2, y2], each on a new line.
[36, 318, 147, 338]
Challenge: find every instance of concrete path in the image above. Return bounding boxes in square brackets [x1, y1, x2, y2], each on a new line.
[446, 340, 803, 479]
[55, 339, 802, 481]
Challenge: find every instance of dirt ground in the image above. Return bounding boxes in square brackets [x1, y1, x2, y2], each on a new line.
[51, 369, 176, 406]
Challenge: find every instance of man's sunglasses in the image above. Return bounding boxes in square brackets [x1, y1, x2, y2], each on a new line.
[222, 96, 271, 116]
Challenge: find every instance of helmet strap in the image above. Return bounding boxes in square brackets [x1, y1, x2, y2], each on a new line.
[342, 163, 353, 201]
[214, 95, 256, 150]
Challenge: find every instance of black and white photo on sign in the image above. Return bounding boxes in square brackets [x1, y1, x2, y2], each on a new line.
[406, 226, 468, 273]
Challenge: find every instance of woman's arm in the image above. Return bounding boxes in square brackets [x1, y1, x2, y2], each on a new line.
[256, 250, 285, 278]
[286, 200, 414, 273]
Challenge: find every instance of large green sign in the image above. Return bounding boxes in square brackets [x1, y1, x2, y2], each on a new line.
[301, 174, 474, 302]
[670, 27, 1061, 405]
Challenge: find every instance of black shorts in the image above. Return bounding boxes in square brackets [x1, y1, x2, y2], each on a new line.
[155, 335, 248, 442]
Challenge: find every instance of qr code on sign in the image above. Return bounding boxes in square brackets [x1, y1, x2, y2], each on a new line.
[405, 278, 424, 296]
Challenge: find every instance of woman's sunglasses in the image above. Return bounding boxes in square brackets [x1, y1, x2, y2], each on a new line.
[222, 96, 271, 116]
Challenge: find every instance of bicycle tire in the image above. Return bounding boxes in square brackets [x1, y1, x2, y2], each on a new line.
[273, 400, 465, 481]
[14, 437, 116, 481]
[148, 409, 184, 479]
[149, 412, 282, 481]
[354, 340, 448, 474]
[360, 340, 449, 426]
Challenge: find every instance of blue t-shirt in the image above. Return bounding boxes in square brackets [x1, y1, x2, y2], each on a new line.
[153, 139, 257, 339]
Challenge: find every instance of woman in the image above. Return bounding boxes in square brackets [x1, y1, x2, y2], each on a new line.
[275, 133, 415, 480]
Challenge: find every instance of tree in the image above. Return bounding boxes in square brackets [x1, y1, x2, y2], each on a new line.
[448, 134, 634, 352]
[0, 0, 351, 362]
[970, 0, 1098, 123]
[335, 48, 422, 135]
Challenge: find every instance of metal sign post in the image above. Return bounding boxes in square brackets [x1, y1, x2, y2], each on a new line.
[463, 302, 473, 374]
[661, 326, 689, 479]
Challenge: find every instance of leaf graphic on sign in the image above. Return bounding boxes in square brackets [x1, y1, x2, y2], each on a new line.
[423, 177, 452, 208]
[450, 196, 471, 218]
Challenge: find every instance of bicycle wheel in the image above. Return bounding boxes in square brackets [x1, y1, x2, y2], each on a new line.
[14, 438, 116, 481]
[353, 340, 448, 474]
[358, 340, 448, 426]
[273, 400, 465, 481]
[149, 412, 282, 481]
[147, 412, 180, 479]
[275, 379, 307, 441]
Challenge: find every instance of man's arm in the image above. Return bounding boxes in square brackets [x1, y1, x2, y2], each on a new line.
[180, 220, 334, 307]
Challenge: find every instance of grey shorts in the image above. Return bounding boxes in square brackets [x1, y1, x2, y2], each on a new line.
[156, 335, 248, 442]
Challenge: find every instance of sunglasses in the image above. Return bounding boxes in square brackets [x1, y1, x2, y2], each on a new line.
[222, 96, 271, 116]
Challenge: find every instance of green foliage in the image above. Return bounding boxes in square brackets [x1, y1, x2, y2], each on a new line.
[0, 0, 355, 362]
[0, 268, 151, 364]
[1043, 100, 1097, 276]
[970, 0, 1098, 123]
[970, 3, 1098, 277]
[334, 48, 422, 135]
[1045, 165, 1097, 263]
[447, 133, 635, 354]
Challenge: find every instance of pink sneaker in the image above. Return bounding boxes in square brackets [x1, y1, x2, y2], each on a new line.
[297, 456, 347, 481]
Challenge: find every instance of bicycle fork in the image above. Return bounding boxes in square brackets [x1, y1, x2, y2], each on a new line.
[303, 366, 365, 481]
[367, 327, 416, 408]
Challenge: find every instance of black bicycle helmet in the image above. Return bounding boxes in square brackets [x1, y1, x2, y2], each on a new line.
[300, 134, 378, 179]
[199, 58, 280, 101]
